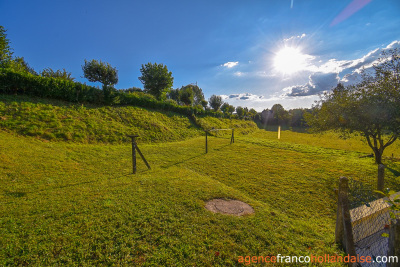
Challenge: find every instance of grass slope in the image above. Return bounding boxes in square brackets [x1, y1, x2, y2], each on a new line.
[1, 128, 399, 266]
[0, 94, 257, 143]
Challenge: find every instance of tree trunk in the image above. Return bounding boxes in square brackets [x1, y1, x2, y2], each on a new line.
[373, 149, 383, 164]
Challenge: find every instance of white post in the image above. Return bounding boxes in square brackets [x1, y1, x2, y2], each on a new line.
[278, 126, 281, 139]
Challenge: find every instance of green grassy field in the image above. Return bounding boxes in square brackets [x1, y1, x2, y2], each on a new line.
[1, 125, 400, 266]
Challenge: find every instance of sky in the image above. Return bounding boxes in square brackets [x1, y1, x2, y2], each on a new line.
[1, 0, 400, 111]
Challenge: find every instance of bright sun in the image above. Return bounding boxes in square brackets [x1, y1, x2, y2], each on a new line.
[274, 47, 308, 75]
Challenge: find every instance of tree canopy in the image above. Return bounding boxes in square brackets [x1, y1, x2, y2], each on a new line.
[82, 59, 118, 104]
[0, 25, 13, 65]
[305, 48, 400, 164]
[209, 95, 223, 111]
[139, 62, 173, 100]
[82, 59, 118, 87]
[221, 102, 235, 115]
[41, 68, 75, 81]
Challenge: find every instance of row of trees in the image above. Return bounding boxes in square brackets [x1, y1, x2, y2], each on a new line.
[2, 25, 301, 122]
[257, 104, 311, 127]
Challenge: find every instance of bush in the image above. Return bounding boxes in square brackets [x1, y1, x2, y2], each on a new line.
[0, 68, 224, 118]
[0, 68, 103, 103]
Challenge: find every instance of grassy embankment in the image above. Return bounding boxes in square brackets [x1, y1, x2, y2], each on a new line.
[1, 95, 400, 266]
[0, 94, 256, 143]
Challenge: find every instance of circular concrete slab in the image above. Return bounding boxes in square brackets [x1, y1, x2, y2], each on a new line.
[205, 199, 254, 216]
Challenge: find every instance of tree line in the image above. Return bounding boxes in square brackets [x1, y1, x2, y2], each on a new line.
[0, 25, 309, 125]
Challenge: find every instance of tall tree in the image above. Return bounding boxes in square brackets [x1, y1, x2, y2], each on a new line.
[305, 48, 400, 164]
[0, 25, 13, 65]
[209, 95, 223, 111]
[179, 86, 194, 106]
[139, 62, 173, 100]
[82, 59, 118, 103]
[236, 106, 245, 118]
[0, 26, 36, 74]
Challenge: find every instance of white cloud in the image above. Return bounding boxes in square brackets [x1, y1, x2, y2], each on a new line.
[220, 93, 263, 100]
[234, 71, 244, 77]
[284, 33, 306, 43]
[220, 93, 319, 111]
[284, 40, 400, 96]
[222, 61, 239, 68]
[285, 72, 339, 96]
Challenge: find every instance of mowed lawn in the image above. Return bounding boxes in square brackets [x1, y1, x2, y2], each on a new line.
[1, 130, 399, 266]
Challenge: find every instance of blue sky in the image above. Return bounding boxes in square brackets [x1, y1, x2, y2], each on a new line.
[1, 0, 400, 111]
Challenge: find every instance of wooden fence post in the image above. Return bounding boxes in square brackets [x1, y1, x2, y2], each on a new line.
[128, 135, 139, 174]
[377, 164, 385, 192]
[388, 219, 400, 267]
[335, 185, 344, 244]
[127, 135, 151, 174]
[231, 129, 234, 144]
[335, 177, 357, 265]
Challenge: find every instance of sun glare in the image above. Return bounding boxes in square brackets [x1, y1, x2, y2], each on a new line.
[274, 47, 308, 75]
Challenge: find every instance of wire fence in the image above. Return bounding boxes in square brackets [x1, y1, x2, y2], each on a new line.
[336, 176, 399, 267]
[348, 179, 391, 266]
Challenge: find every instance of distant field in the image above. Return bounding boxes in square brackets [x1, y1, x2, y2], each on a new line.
[1, 127, 399, 266]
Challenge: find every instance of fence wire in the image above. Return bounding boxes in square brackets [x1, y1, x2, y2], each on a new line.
[347, 179, 390, 266]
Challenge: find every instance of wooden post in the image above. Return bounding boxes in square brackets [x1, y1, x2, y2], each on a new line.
[205, 131, 208, 153]
[230, 129, 234, 144]
[128, 135, 151, 174]
[335, 178, 345, 244]
[388, 219, 400, 267]
[335, 177, 357, 262]
[128, 135, 139, 174]
[136, 145, 151, 170]
[377, 164, 385, 192]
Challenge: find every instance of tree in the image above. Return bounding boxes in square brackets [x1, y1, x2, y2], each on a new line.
[0, 26, 36, 75]
[168, 88, 180, 103]
[190, 84, 206, 106]
[82, 59, 118, 86]
[179, 86, 194, 106]
[0, 25, 13, 66]
[271, 104, 288, 125]
[236, 106, 245, 118]
[8, 56, 37, 75]
[289, 108, 310, 127]
[221, 103, 235, 115]
[41, 68, 74, 81]
[82, 59, 118, 104]
[139, 62, 173, 100]
[305, 48, 400, 165]
[201, 99, 208, 110]
[248, 108, 258, 119]
[209, 95, 223, 111]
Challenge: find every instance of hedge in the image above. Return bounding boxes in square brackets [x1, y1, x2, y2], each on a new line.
[0, 68, 221, 118]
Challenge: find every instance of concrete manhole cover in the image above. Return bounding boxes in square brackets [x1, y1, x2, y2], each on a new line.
[205, 199, 254, 216]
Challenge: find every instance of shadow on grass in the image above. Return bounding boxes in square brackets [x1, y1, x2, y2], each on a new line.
[387, 166, 400, 177]
[3, 172, 152, 196]
[161, 141, 233, 169]
[4, 191, 27, 198]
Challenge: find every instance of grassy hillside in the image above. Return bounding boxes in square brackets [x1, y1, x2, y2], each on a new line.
[1, 127, 399, 266]
[0, 94, 257, 143]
